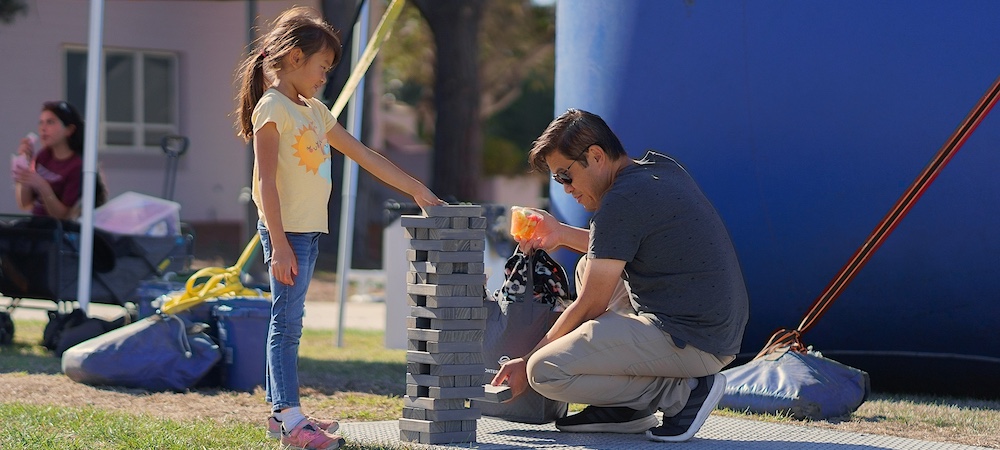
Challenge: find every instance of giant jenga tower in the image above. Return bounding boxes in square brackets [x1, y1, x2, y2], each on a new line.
[399, 204, 487, 445]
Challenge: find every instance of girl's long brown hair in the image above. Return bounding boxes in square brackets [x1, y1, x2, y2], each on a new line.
[234, 6, 342, 142]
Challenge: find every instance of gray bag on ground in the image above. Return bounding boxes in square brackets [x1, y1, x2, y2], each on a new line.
[62, 314, 221, 391]
[472, 249, 570, 424]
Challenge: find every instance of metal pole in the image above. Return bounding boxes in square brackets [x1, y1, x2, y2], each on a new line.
[336, 0, 370, 347]
[76, 0, 106, 314]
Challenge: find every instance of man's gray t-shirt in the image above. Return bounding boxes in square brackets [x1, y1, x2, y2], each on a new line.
[589, 151, 749, 356]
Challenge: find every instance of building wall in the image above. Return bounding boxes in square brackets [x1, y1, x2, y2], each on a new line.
[1, 0, 317, 254]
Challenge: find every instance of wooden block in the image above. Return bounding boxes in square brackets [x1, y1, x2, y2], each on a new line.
[406, 283, 455, 296]
[409, 239, 485, 252]
[406, 373, 456, 387]
[408, 316, 486, 331]
[427, 341, 483, 353]
[410, 306, 487, 320]
[426, 250, 484, 263]
[428, 228, 486, 240]
[403, 227, 486, 241]
[455, 262, 485, 274]
[429, 385, 485, 399]
[402, 407, 427, 420]
[406, 384, 430, 397]
[399, 418, 478, 433]
[409, 272, 486, 286]
[407, 295, 484, 308]
[424, 273, 487, 286]
[400, 215, 452, 229]
[408, 339, 482, 354]
[412, 407, 481, 422]
[408, 362, 486, 376]
[422, 204, 484, 217]
[410, 261, 484, 275]
[399, 429, 477, 445]
[406, 328, 484, 342]
[405, 249, 428, 262]
[406, 350, 484, 365]
[403, 395, 466, 410]
[473, 384, 513, 403]
[451, 217, 469, 229]
[404, 228, 430, 240]
[469, 217, 489, 229]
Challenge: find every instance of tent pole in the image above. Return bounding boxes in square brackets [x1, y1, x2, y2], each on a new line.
[336, 0, 370, 347]
[76, 0, 106, 314]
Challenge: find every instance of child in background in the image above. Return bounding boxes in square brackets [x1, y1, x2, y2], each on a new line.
[13, 101, 108, 219]
[234, 7, 442, 450]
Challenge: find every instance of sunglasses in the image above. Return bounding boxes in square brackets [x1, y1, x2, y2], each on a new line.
[552, 144, 594, 185]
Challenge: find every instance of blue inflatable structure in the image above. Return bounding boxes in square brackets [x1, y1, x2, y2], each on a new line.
[553, 0, 1000, 398]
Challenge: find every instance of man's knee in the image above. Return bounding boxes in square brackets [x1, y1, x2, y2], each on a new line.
[525, 352, 564, 394]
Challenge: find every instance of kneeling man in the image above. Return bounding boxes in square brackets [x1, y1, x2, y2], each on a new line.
[492, 108, 749, 442]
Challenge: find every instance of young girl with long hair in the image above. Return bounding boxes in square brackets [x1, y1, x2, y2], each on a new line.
[13, 101, 108, 219]
[234, 7, 442, 450]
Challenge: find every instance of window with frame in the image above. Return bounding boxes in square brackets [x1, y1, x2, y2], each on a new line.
[65, 47, 179, 152]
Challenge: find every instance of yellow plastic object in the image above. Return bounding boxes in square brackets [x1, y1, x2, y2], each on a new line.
[510, 206, 541, 241]
[158, 233, 268, 315]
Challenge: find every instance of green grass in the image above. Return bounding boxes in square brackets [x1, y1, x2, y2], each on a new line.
[3, 317, 999, 448]
[0, 403, 271, 449]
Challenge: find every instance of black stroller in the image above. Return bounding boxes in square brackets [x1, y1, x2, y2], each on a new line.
[0, 215, 193, 350]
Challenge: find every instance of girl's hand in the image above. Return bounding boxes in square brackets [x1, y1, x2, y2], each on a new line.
[516, 208, 562, 254]
[13, 166, 47, 190]
[17, 137, 34, 159]
[270, 238, 298, 286]
[412, 186, 445, 208]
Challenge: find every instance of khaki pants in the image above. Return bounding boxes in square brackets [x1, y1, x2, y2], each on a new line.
[526, 257, 735, 416]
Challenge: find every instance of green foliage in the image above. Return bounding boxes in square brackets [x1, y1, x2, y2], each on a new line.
[482, 70, 555, 176]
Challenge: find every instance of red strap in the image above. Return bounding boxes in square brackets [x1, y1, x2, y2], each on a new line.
[757, 74, 1000, 360]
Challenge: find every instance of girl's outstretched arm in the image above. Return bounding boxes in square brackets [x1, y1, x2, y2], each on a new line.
[255, 122, 298, 285]
[327, 123, 444, 208]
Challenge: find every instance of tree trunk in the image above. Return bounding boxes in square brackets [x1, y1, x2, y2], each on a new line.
[412, 0, 486, 202]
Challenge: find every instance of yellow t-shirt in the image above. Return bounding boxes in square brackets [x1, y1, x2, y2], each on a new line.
[251, 89, 337, 233]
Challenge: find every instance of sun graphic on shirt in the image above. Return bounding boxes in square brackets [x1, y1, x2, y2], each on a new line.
[291, 122, 330, 174]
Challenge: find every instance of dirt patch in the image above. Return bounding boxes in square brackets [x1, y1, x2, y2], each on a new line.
[3, 373, 266, 424]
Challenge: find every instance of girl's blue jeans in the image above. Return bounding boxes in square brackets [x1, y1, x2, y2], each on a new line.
[258, 220, 320, 411]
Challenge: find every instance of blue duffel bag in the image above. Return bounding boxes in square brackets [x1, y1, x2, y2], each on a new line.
[718, 347, 870, 420]
[62, 314, 221, 391]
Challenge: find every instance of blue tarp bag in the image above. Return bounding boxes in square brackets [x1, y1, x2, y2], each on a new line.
[62, 314, 221, 391]
[719, 347, 870, 420]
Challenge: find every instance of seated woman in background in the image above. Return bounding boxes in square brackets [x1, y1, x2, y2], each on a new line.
[12, 101, 107, 219]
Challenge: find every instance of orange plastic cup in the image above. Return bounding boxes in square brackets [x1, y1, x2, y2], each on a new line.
[510, 206, 541, 240]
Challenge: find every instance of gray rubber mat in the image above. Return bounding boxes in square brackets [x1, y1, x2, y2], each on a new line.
[339, 415, 991, 450]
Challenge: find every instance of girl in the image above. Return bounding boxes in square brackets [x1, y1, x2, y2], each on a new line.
[234, 7, 442, 450]
[13, 101, 108, 219]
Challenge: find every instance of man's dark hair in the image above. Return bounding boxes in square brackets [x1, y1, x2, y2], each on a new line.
[528, 108, 626, 173]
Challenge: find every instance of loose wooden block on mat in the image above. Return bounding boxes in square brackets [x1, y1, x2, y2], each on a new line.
[472, 384, 513, 403]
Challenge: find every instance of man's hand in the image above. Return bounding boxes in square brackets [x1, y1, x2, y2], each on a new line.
[491, 357, 530, 401]
[516, 208, 562, 253]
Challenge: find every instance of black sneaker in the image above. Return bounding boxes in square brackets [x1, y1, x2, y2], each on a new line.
[647, 373, 726, 442]
[555, 405, 658, 433]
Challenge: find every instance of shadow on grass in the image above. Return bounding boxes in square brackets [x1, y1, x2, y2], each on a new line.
[298, 357, 407, 396]
[0, 344, 62, 375]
